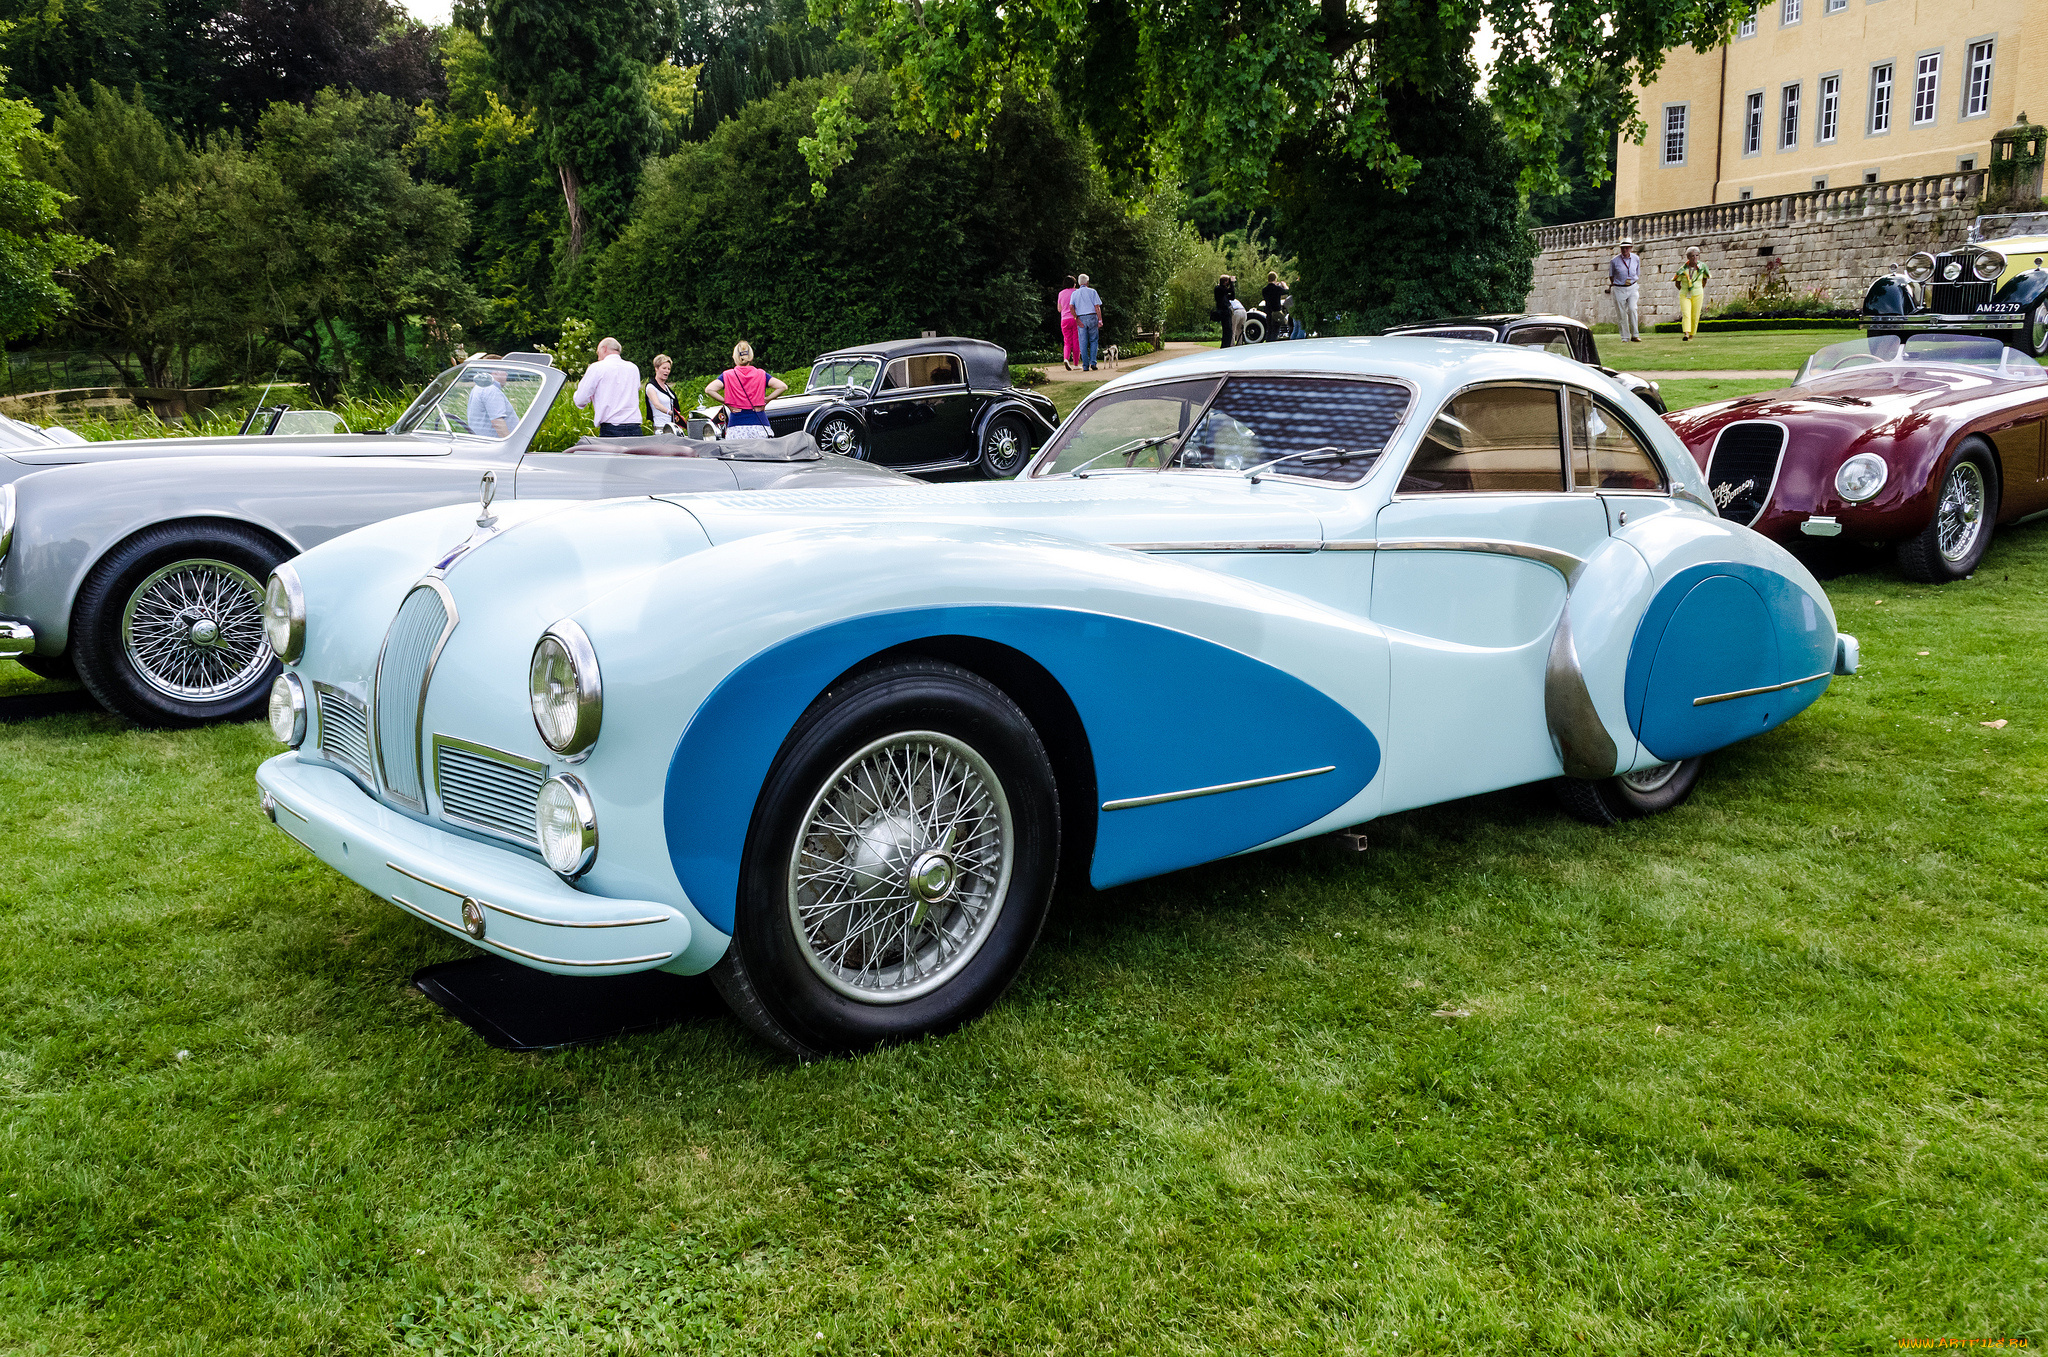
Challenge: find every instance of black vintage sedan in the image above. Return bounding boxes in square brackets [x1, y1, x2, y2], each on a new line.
[690, 337, 1059, 478]
[1382, 313, 1668, 415]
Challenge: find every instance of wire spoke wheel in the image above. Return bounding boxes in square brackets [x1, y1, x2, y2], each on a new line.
[816, 417, 860, 457]
[1619, 761, 1683, 793]
[983, 421, 1024, 474]
[787, 731, 1014, 1005]
[120, 558, 269, 701]
[1935, 460, 1986, 563]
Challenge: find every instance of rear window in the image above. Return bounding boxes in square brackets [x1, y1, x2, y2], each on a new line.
[1399, 384, 1567, 493]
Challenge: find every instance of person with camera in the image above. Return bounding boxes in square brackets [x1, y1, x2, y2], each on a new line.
[1213, 274, 1237, 349]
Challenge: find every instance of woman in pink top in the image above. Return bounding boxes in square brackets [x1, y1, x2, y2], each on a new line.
[704, 339, 788, 439]
[1056, 274, 1080, 371]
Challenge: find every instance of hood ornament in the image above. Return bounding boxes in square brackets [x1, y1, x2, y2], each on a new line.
[477, 470, 498, 529]
[427, 471, 504, 577]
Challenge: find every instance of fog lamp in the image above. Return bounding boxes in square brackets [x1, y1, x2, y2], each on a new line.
[536, 774, 598, 879]
[1835, 453, 1888, 503]
[268, 672, 306, 745]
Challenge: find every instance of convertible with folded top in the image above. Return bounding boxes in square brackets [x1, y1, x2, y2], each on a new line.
[256, 336, 1854, 1058]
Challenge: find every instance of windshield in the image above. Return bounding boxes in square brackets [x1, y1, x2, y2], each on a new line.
[1795, 334, 2048, 385]
[393, 364, 550, 436]
[1034, 374, 1409, 484]
[808, 357, 881, 392]
[1393, 327, 1497, 343]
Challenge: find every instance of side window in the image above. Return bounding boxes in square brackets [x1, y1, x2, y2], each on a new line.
[1509, 327, 1574, 359]
[1399, 385, 1567, 493]
[879, 359, 908, 392]
[902, 354, 963, 388]
[1570, 391, 1666, 491]
[1177, 376, 1408, 482]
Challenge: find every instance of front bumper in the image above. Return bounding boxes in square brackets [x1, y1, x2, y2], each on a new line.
[256, 753, 692, 975]
[0, 620, 31, 656]
[1861, 313, 2026, 334]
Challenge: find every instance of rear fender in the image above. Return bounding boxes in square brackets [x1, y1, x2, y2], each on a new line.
[969, 397, 1058, 453]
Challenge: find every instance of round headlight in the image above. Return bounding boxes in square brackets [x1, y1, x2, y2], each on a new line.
[268, 672, 306, 745]
[536, 774, 598, 878]
[1902, 252, 1937, 283]
[1835, 452, 1889, 503]
[262, 565, 304, 662]
[528, 621, 602, 755]
[1973, 249, 2007, 281]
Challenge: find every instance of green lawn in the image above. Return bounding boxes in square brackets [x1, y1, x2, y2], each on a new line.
[1600, 330, 1832, 372]
[3, 524, 2043, 1352]
[1657, 377, 1790, 412]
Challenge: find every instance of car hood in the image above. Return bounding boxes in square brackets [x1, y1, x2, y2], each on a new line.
[1663, 366, 2039, 465]
[657, 473, 1331, 550]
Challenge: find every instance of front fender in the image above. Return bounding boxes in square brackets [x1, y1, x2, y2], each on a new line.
[1863, 275, 1917, 317]
[1992, 267, 2048, 309]
[803, 403, 870, 446]
[566, 523, 1394, 939]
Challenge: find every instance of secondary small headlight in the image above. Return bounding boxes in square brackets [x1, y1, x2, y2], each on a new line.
[528, 620, 602, 755]
[536, 774, 598, 878]
[1835, 452, 1889, 503]
[268, 672, 306, 745]
[262, 564, 305, 662]
[1902, 253, 1937, 283]
[1973, 249, 2007, 282]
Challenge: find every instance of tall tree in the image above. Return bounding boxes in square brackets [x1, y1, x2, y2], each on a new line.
[210, 0, 443, 123]
[0, 90, 101, 349]
[458, 0, 680, 264]
[814, 0, 1752, 202]
[25, 83, 198, 387]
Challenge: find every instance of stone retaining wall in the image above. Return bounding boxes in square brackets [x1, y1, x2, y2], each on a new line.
[1526, 183, 2048, 330]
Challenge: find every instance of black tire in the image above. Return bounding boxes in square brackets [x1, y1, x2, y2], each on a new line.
[976, 414, 1031, 479]
[812, 413, 865, 460]
[70, 521, 287, 726]
[1553, 757, 1705, 827]
[710, 659, 1060, 1059]
[1896, 439, 1998, 583]
[14, 652, 77, 682]
[2015, 300, 2048, 359]
[1242, 313, 1268, 344]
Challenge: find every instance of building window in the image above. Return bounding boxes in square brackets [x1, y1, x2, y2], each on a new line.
[1958, 156, 1976, 173]
[1781, 84, 1802, 149]
[1964, 40, 1993, 119]
[1738, 13, 1756, 38]
[1745, 92, 1764, 154]
[1739, 188, 1754, 200]
[1662, 104, 1688, 166]
[1863, 169, 1880, 183]
[1783, 0, 1802, 22]
[1912, 53, 1940, 126]
[1819, 74, 1840, 142]
[1813, 177, 1828, 190]
[1825, 0, 1845, 11]
[1869, 64, 1892, 134]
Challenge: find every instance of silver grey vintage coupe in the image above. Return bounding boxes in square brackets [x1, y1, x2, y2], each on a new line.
[0, 354, 908, 725]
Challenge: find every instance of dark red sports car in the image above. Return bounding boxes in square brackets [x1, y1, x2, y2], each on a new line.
[1667, 334, 2048, 582]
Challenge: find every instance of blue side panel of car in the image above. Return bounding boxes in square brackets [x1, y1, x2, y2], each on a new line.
[1624, 561, 1835, 762]
[663, 606, 1383, 932]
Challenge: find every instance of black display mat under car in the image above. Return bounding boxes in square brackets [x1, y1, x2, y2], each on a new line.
[413, 956, 724, 1051]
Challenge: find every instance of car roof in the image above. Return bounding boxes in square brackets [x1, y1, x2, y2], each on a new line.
[1384, 313, 1587, 334]
[1095, 335, 1606, 396]
[813, 336, 1009, 389]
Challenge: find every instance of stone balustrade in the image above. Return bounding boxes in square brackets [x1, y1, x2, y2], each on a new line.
[1534, 171, 1989, 253]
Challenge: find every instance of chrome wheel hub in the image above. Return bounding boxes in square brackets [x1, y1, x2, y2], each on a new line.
[788, 731, 1013, 1003]
[1936, 461, 1986, 563]
[1620, 761, 1682, 793]
[818, 420, 858, 456]
[121, 559, 270, 701]
[986, 426, 1021, 470]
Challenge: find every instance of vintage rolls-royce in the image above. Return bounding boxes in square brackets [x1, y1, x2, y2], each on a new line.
[255, 337, 1853, 1059]
[1668, 333, 2048, 582]
[0, 355, 908, 725]
[1862, 239, 2048, 355]
[691, 338, 1059, 478]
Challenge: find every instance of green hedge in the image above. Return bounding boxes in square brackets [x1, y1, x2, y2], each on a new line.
[1652, 317, 1863, 334]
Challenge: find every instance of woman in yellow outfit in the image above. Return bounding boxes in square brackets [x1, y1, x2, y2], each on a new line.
[1673, 246, 1710, 341]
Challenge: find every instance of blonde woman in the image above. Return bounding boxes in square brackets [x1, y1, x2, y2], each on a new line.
[704, 340, 788, 439]
[1673, 246, 1711, 342]
[645, 353, 678, 432]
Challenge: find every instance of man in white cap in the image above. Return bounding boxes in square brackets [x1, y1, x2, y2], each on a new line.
[1606, 238, 1642, 342]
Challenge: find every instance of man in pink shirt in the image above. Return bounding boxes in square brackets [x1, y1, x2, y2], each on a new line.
[574, 337, 645, 436]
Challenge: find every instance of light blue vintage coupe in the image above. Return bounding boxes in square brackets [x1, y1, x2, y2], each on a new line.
[254, 338, 1857, 1058]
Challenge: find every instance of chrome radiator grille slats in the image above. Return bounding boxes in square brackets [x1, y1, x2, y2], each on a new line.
[1929, 279, 1991, 314]
[435, 740, 545, 846]
[374, 584, 453, 807]
[1705, 422, 1786, 527]
[315, 686, 371, 780]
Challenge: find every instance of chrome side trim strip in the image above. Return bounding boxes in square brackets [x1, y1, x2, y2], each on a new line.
[1376, 536, 1586, 584]
[1112, 540, 1321, 553]
[384, 861, 667, 929]
[1692, 671, 1831, 706]
[1102, 764, 1335, 812]
[477, 938, 674, 969]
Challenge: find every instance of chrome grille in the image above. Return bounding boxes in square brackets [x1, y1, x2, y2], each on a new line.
[315, 685, 371, 780]
[1929, 278, 1991, 314]
[374, 584, 453, 808]
[1705, 422, 1785, 527]
[434, 738, 544, 847]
